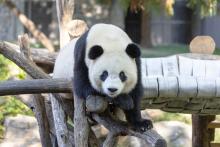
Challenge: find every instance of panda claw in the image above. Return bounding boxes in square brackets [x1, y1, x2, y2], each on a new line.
[133, 119, 153, 132]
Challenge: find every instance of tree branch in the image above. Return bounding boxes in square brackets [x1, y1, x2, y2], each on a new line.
[92, 114, 167, 147]
[18, 34, 52, 147]
[102, 133, 118, 147]
[4, 41, 57, 66]
[0, 41, 49, 79]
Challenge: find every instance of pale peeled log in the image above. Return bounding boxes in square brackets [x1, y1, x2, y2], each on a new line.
[67, 20, 88, 39]
[190, 36, 215, 54]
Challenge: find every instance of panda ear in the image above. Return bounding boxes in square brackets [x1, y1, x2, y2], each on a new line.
[88, 45, 104, 60]
[126, 43, 141, 58]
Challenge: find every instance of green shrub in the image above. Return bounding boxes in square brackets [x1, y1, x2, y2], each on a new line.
[0, 97, 33, 138]
[0, 55, 31, 139]
[0, 55, 10, 80]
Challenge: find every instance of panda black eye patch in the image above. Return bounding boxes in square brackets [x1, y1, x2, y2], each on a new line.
[126, 43, 141, 58]
[88, 45, 103, 60]
[119, 71, 127, 82]
[100, 70, 108, 81]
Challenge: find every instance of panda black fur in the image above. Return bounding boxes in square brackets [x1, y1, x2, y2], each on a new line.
[54, 23, 153, 131]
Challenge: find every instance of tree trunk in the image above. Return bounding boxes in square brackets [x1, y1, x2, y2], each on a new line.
[125, 8, 142, 44]
[56, 0, 74, 48]
[141, 12, 152, 48]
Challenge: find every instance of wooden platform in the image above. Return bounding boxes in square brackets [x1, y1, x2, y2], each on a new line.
[141, 54, 220, 114]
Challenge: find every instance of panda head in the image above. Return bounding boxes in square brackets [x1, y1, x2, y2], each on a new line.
[84, 24, 141, 98]
[87, 43, 141, 98]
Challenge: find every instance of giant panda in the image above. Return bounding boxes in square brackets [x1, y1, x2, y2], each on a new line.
[53, 23, 153, 131]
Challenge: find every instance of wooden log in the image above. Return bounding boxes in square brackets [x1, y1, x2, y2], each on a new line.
[33, 94, 53, 147]
[0, 79, 72, 96]
[74, 93, 90, 147]
[210, 142, 220, 147]
[92, 114, 167, 147]
[190, 36, 215, 54]
[208, 121, 220, 129]
[50, 94, 73, 147]
[44, 97, 60, 147]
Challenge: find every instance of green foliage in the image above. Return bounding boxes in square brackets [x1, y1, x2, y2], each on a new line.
[0, 97, 33, 121]
[187, 0, 220, 17]
[143, 0, 163, 14]
[0, 55, 26, 80]
[0, 55, 10, 80]
[30, 42, 45, 49]
[118, 0, 130, 10]
[0, 97, 33, 139]
[96, 0, 111, 5]
[0, 54, 29, 139]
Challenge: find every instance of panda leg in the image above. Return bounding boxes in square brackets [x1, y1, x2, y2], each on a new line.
[124, 99, 153, 132]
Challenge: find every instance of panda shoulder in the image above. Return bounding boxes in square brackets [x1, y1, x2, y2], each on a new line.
[53, 38, 79, 78]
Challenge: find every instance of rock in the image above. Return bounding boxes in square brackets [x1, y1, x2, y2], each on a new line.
[117, 136, 149, 147]
[0, 114, 41, 147]
[154, 121, 192, 147]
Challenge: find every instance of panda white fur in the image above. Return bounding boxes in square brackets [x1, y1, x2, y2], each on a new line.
[53, 23, 152, 131]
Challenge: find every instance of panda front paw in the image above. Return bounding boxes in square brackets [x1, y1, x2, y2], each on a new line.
[113, 94, 134, 110]
[133, 119, 153, 132]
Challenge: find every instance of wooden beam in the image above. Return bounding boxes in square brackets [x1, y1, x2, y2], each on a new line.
[210, 142, 220, 147]
[192, 115, 215, 147]
[208, 121, 220, 129]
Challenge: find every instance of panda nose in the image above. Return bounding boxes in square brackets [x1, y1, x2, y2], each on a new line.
[108, 88, 118, 93]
